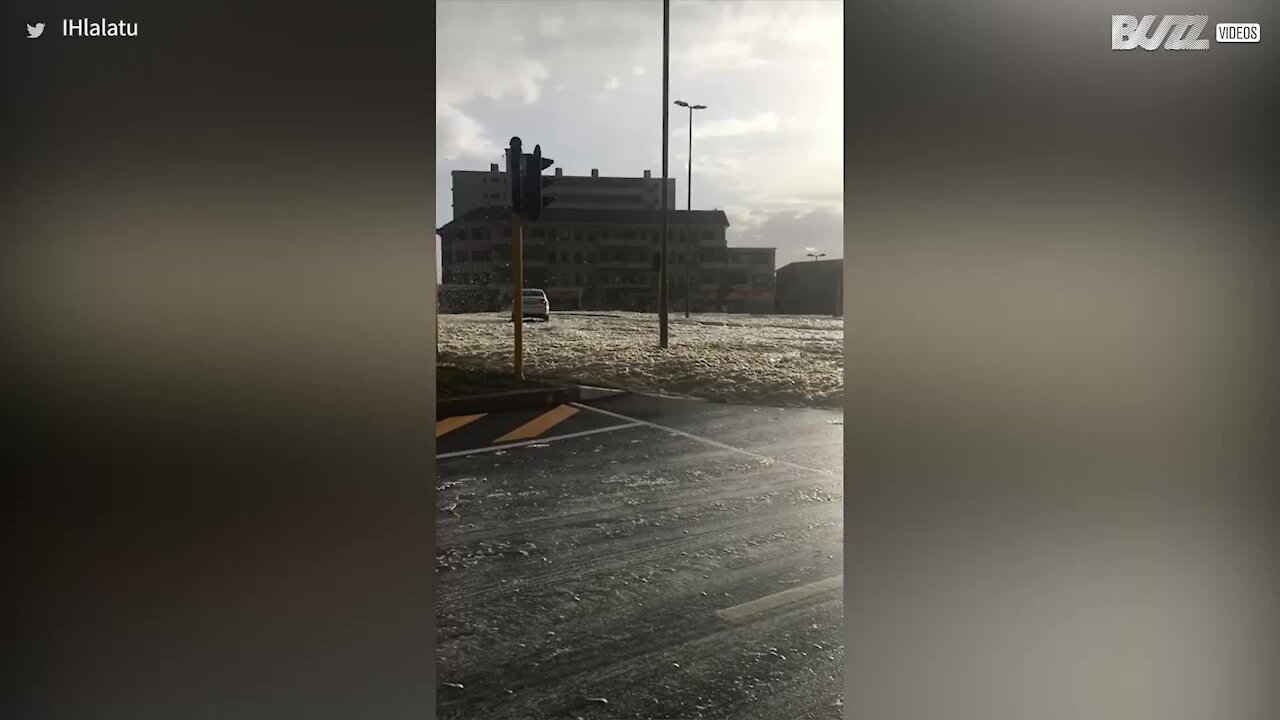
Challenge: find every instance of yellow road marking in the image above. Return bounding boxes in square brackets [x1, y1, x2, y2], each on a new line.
[436, 413, 486, 438]
[495, 404, 579, 443]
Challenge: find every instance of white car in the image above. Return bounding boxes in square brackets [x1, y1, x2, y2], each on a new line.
[520, 288, 550, 321]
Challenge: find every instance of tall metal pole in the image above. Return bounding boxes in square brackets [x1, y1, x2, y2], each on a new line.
[512, 213, 524, 380]
[659, 0, 670, 348]
[684, 106, 692, 318]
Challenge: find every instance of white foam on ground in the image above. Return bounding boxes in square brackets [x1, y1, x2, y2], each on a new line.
[438, 312, 843, 408]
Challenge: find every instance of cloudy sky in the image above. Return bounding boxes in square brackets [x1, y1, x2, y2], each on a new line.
[436, 0, 843, 273]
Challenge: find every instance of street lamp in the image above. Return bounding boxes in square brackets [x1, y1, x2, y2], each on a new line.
[807, 252, 827, 261]
[674, 99, 706, 318]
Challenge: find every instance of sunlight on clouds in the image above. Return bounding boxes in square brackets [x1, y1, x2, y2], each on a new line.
[436, 2, 552, 162]
[686, 112, 780, 140]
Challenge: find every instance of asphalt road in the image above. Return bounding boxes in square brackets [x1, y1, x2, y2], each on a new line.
[436, 395, 844, 720]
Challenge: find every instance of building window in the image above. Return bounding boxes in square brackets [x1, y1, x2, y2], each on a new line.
[560, 251, 570, 263]
[586, 253, 597, 264]
[503, 227, 512, 238]
[470, 227, 483, 240]
[573, 251, 583, 264]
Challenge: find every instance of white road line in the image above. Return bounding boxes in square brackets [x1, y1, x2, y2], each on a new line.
[570, 402, 838, 478]
[436, 422, 643, 460]
[716, 575, 843, 624]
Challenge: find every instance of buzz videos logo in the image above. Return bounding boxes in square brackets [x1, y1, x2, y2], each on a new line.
[1112, 15, 1261, 50]
[1113, 15, 1209, 50]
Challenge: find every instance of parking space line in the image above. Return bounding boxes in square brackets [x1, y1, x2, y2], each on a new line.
[570, 402, 837, 478]
[716, 575, 843, 625]
[436, 422, 643, 460]
[436, 413, 486, 438]
[495, 404, 580, 443]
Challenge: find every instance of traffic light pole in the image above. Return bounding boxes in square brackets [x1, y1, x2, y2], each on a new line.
[659, 0, 670, 349]
[506, 135, 554, 379]
[512, 212, 524, 380]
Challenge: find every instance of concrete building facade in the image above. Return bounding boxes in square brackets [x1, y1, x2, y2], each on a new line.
[438, 206, 776, 313]
[451, 164, 676, 219]
[775, 258, 843, 316]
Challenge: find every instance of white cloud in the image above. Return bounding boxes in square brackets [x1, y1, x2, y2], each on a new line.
[435, 4, 553, 167]
[539, 16, 566, 37]
[435, 0, 843, 259]
[673, 0, 840, 76]
[679, 39, 768, 75]
[436, 103, 502, 162]
[679, 112, 780, 141]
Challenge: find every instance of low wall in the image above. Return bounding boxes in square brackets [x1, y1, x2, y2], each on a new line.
[438, 285, 500, 314]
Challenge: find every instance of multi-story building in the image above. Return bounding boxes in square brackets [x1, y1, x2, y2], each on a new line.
[439, 164, 776, 313]
[437, 205, 776, 313]
[451, 164, 676, 218]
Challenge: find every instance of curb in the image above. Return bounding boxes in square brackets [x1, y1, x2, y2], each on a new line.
[437, 384, 627, 419]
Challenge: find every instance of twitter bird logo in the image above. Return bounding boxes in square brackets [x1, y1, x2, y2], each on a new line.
[27, 22, 45, 38]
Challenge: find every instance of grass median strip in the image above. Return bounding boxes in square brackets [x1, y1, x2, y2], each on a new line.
[437, 364, 551, 400]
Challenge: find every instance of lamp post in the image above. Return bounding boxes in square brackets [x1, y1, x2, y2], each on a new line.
[807, 252, 826, 261]
[674, 100, 706, 318]
[659, 0, 670, 348]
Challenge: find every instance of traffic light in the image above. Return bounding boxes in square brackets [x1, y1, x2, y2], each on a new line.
[506, 137, 523, 215]
[520, 144, 556, 222]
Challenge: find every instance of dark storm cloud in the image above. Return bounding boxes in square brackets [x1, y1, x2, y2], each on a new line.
[732, 207, 843, 267]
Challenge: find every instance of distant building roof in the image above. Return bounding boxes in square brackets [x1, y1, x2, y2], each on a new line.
[451, 170, 674, 189]
[439, 206, 730, 231]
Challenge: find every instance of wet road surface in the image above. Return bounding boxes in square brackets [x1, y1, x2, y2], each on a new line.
[436, 395, 843, 719]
